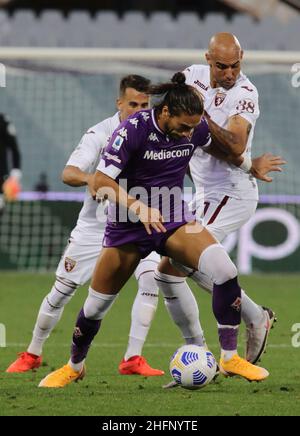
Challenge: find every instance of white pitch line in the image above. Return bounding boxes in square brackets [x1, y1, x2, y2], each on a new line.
[5, 343, 294, 349]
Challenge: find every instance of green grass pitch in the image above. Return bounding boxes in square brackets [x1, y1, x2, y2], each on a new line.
[0, 272, 300, 416]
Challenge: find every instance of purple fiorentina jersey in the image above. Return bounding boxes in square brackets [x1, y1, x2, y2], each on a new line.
[97, 109, 211, 257]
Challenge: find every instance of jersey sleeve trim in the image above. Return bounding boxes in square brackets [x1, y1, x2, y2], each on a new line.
[66, 156, 92, 171]
[97, 159, 122, 180]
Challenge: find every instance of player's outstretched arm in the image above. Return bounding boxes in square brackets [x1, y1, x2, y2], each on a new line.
[203, 144, 286, 183]
[227, 152, 286, 182]
[62, 165, 96, 198]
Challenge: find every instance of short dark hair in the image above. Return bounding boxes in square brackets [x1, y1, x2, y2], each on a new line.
[149, 72, 204, 117]
[119, 75, 151, 96]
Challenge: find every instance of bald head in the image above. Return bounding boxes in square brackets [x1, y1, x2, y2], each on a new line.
[206, 33, 243, 90]
[209, 33, 242, 57]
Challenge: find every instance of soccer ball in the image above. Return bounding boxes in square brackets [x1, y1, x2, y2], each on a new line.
[170, 344, 217, 390]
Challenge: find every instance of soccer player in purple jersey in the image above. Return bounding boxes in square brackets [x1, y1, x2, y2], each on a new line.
[6, 75, 164, 377]
[39, 73, 269, 388]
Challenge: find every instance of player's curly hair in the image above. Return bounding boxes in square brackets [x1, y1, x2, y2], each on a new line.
[149, 72, 204, 117]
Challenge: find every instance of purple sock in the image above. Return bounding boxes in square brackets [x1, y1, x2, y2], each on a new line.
[71, 308, 101, 364]
[213, 277, 242, 351]
[218, 328, 239, 352]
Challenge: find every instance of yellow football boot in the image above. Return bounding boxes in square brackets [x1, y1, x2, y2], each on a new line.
[220, 354, 269, 382]
[38, 364, 86, 388]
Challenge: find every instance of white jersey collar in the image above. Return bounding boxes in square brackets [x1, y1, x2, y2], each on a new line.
[115, 111, 122, 124]
[213, 72, 246, 93]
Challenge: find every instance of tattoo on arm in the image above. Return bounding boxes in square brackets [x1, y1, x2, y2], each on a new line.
[205, 142, 243, 167]
[206, 114, 251, 157]
[207, 117, 238, 146]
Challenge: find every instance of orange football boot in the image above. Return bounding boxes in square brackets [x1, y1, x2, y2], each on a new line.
[220, 354, 269, 382]
[38, 364, 86, 388]
[119, 356, 165, 376]
[6, 352, 42, 373]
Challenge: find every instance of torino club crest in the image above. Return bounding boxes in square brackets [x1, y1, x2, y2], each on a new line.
[65, 257, 77, 272]
[215, 92, 227, 107]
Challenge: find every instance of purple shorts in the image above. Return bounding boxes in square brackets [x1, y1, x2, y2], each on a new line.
[103, 218, 193, 259]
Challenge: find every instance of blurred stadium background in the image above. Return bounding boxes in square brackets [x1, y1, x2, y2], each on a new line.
[0, 0, 299, 273]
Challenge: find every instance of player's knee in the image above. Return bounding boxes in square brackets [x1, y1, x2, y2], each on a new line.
[83, 287, 117, 321]
[134, 253, 160, 282]
[47, 277, 78, 309]
[56, 276, 78, 291]
[137, 271, 159, 296]
[199, 244, 238, 285]
[215, 257, 237, 285]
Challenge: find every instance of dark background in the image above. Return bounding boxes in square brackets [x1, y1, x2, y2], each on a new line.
[1, 0, 239, 17]
[3, 0, 300, 17]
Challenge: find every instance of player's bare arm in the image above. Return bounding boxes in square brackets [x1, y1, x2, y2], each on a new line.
[204, 142, 286, 183]
[205, 113, 250, 157]
[62, 165, 96, 198]
[203, 141, 231, 161]
[94, 171, 166, 235]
